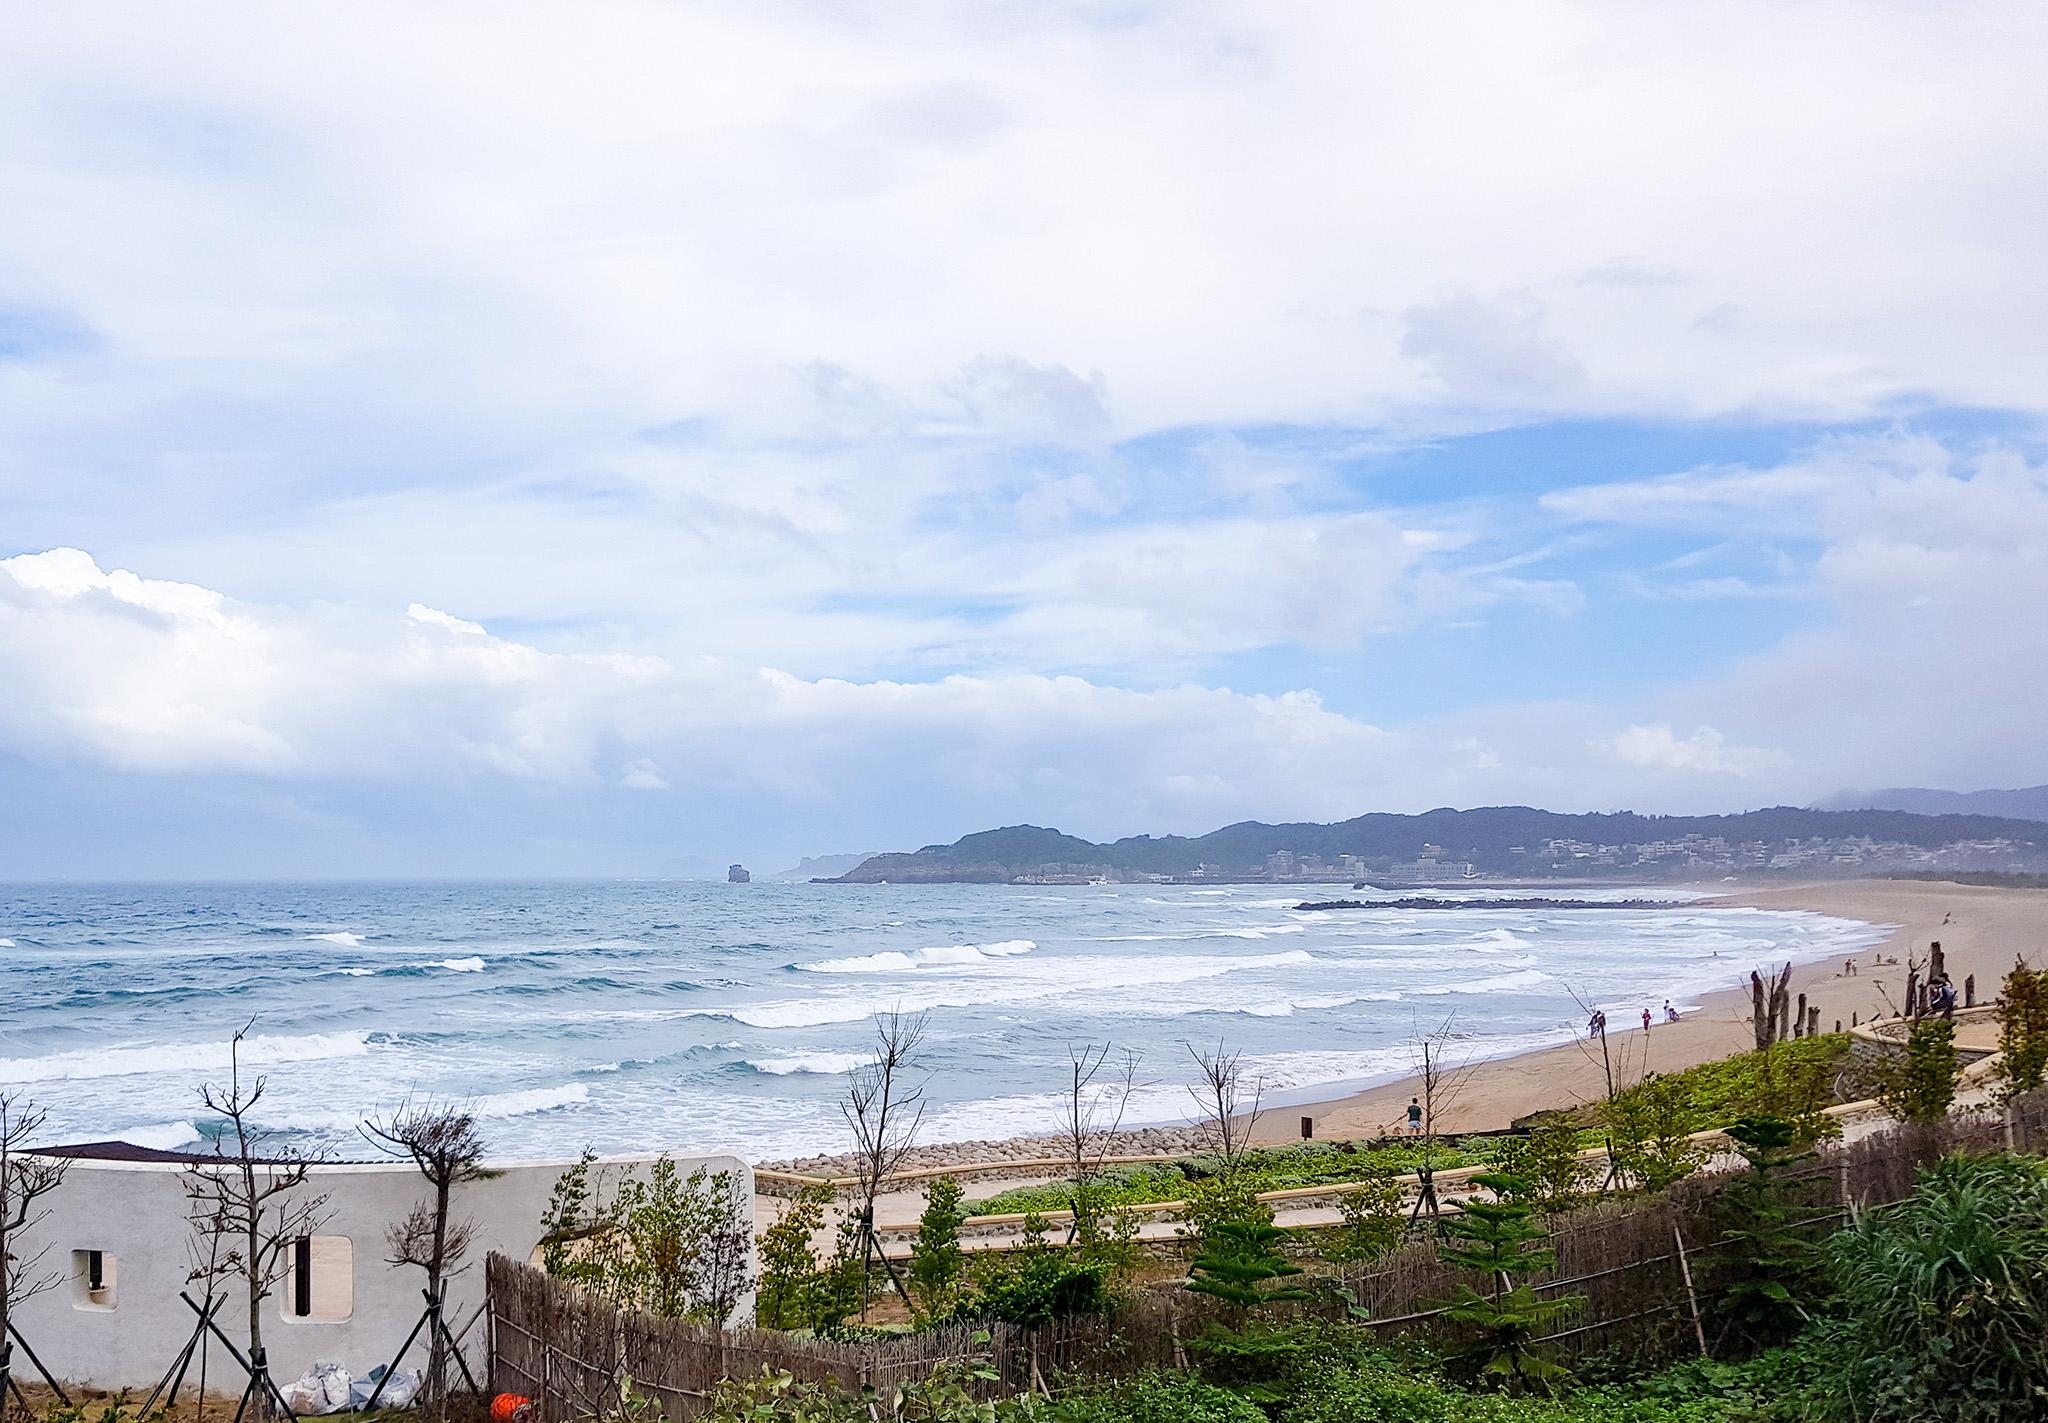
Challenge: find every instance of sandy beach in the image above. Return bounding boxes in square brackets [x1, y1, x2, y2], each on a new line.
[1253, 878, 2046, 1143]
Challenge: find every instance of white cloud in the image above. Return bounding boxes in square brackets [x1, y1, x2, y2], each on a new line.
[1609, 723, 1780, 776]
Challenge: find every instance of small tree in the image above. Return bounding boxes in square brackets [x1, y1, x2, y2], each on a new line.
[1057, 1041, 1138, 1242]
[1434, 1171, 1582, 1393]
[362, 1097, 496, 1411]
[0, 1093, 67, 1423]
[1186, 1041, 1263, 1172]
[1707, 1116, 1821, 1354]
[1999, 958, 2048, 1097]
[1604, 1072, 1703, 1191]
[908, 1176, 969, 1323]
[1185, 1220, 1313, 1400]
[537, 1153, 753, 1323]
[842, 1012, 930, 1312]
[1493, 1121, 1592, 1214]
[1875, 1017, 1960, 1125]
[182, 1025, 333, 1407]
[1321, 1172, 1405, 1264]
[754, 1182, 831, 1331]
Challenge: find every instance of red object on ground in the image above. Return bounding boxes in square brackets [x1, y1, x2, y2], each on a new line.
[491, 1395, 532, 1421]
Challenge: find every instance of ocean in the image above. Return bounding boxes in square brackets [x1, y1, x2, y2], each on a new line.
[0, 880, 1889, 1162]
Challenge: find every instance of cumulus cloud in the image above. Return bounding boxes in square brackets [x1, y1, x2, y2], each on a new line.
[1609, 723, 1781, 776]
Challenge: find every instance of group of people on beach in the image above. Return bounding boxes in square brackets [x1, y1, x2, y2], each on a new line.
[1584, 1000, 1681, 1040]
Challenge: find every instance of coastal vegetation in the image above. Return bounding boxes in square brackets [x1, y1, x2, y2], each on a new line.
[831, 807, 2048, 883]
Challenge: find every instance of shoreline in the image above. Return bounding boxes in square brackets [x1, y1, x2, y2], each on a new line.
[1255, 877, 2043, 1143]
[768, 878, 2047, 1175]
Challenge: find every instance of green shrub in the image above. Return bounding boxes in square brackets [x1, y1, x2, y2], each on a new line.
[1704, 1117, 1826, 1355]
[1821, 1151, 2048, 1420]
[1999, 958, 2048, 1096]
[912, 1176, 972, 1322]
[1320, 1171, 1407, 1263]
[1604, 1038, 1849, 1142]
[968, 1214, 1114, 1327]
[1280, 1359, 1740, 1422]
[1010, 1370, 1265, 1423]
[969, 1139, 1496, 1216]
[1871, 1018, 1959, 1124]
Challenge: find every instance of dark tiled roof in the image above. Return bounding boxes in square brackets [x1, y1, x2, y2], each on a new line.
[32, 1140, 377, 1166]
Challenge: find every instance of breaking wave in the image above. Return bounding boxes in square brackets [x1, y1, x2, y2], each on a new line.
[0, 1030, 375, 1085]
[799, 940, 1036, 973]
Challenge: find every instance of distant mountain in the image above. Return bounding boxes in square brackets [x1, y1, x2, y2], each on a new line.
[1816, 785, 2048, 823]
[771, 851, 888, 880]
[831, 805, 2048, 884]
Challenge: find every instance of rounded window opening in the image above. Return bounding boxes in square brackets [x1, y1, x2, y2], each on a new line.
[71, 1249, 117, 1311]
[280, 1235, 354, 1322]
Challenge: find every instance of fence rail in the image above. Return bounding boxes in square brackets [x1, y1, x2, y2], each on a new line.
[491, 1090, 2048, 1420]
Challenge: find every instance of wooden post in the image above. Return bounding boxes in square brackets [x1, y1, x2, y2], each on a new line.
[1794, 992, 1807, 1038]
[1965, 974, 1976, 1008]
[1808, 1005, 1820, 1038]
[1301, 1115, 1314, 1140]
[1834, 1019, 1841, 1034]
[1673, 1225, 1708, 1360]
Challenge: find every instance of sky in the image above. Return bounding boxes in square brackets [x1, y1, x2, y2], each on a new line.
[3, 1, 2047, 878]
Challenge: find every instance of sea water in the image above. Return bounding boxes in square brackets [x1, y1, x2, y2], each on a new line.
[0, 881, 1888, 1161]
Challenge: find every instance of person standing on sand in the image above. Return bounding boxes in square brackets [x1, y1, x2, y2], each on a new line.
[1642, 1007, 1653, 1032]
[1406, 1097, 1423, 1135]
[1664, 1000, 1680, 1023]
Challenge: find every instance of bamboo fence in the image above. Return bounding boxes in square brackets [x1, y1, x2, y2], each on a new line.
[490, 1091, 2048, 1420]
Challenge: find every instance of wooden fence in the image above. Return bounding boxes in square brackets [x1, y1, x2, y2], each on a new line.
[487, 1256, 1199, 1421]
[490, 1092, 2048, 1419]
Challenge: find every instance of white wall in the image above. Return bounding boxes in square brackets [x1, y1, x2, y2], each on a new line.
[12, 1151, 753, 1391]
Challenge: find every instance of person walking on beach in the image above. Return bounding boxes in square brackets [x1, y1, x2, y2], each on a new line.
[1663, 1000, 1680, 1024]
[1588, 1008, 1607, 1038]
[1642, 1007, 1653, 1032]
[1405, 1097, 1423, 1135]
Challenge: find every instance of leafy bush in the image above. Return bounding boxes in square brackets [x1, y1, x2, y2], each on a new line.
[969, 1139, 1495, 1216]
[1820, 1151, 2048, 1420]
[912, 1176, 972, 1322]
[1007, 1370, 1266, 1423]
[1603, 1038, 1850, 1143]
[538, 1151, 752, 1322]
[1999, 958, 2048, 1096]
[1869, 1018, 1959, 1124]
[1280, 1359, 1739, 1422]
[1320, 1170, 1407, 1263]
[1494, 1122, 1594, 1214]
[967, 1214, 1114, 1327]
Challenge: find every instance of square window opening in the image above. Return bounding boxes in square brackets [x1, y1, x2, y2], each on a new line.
[71, 1249, 116, 1311]
[281, 1235, 353, 1323]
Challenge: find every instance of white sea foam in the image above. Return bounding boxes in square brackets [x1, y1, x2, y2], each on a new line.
[0, 939, 15, 948]
[703, 949, 1319, 1030]
[308, 931, 365, 947]
[475, 1083, 588, 1117]
[800, 940, 1037, 973]
[432, 956, 487, 973]
[121, 1120, 203, 1151]
[0, 1030, 374, 1085]
[745, 1051, 872, 1076]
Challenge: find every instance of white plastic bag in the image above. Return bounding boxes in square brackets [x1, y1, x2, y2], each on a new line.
[284, 1362, 354, 1415]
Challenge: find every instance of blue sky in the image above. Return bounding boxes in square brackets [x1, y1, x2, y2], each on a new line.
[3, 3, 2046, 877]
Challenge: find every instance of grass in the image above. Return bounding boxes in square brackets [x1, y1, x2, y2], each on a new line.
[964, 1138, 1500, 1215]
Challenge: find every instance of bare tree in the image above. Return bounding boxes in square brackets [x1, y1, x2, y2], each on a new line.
[362, 1097, 496, 1412]
[841, 1011, 929, 1311]
[1056, 1042, 1139, 1240]
[1405, 1015, 1480, 1230]
[0, 1094, 67, 1423]
[1750, 963, 1794, 1048]
[1185, 1039, 1265, 1170]
[182, 1024, 332, 1414]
